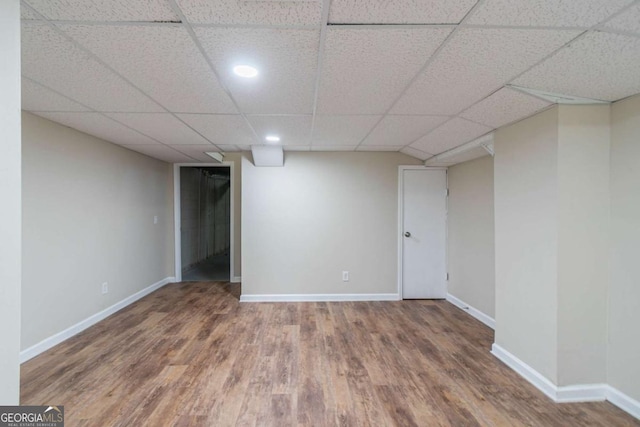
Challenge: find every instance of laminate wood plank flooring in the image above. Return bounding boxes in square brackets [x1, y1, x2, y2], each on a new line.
[21, 282, 639, 426]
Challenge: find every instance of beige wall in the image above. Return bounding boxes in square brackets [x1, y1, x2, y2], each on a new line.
[556, 105, 610, 386]
[608, 94, 640, 402]
[22, 112, 175, 350]
[447, 155, 495, 318]
[241, 152, 421, 296]
[494, 107, 560, 382]
[0, 0, 21, 404]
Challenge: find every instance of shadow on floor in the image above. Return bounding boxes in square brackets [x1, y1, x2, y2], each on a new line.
[182, 254, 230, 282]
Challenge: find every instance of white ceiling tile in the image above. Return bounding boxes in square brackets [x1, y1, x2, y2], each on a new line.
[356, 146, 401, 152]
[391, 28, 580, 115]
[21, 23, 162, 112]
[317, 27, 452, 114]
[195, 27, 319, 114]
[216, 145, 243, 152]
[122, 145, 194, 163]
[513, 31, 640, 102]
[361, 115, 449, 147]
[176, 0, 322, 25]
[410, 118, 492, 155]
[61, 25, 237, 114]
[247, 115, 312, 146]
[329, 0, 476, 24]
[428, 146, 490, 166]
[460, 87, 551, 128]
[311, 145, 357, 151]
[311, 115, 381, 146]
[283, 146, 311, 151]
[400, 146, 433, 160]
[170, 144, 220, 162]
[106, 113, 212, 145]
[22, 79, 89, 112]
[177, 114, 257, 146]
[467, 0, 633, 27]
[604, 3, 640, 35]
[21, 4, 41, 20]
[24, 0, 178, 21]
[33, 112, 161, 145]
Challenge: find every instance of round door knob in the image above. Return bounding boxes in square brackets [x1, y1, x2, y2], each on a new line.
[404, 232, 411, 237]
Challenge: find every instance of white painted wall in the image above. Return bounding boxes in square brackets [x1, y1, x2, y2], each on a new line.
[494, 107, 559, 383]
[447, 155, 495, 318]
[556, 105, 610, 386]
[0, 0, 21, 405]
[21, 112, 175, 350]
[241, 152, 421, 296]
[609, 94, 640, 403]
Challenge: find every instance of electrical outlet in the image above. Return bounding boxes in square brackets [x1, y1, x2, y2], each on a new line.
[153, 215, 158, 225]
[342, 271, 349, 282]
[102, 282, 108, 294]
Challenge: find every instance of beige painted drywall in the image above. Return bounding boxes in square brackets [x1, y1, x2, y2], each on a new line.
[21, 112, 175, 350]
[241, 152, 421, 296]
[556, 105, 610, 386]
[608, 94, 640, 402]
[0, 0, 21, 404]
[494, 107, 559, 382]
[447, 155, 495, 318]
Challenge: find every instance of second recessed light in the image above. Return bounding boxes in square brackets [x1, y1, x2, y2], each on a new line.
[233, 65, 258, 78]
[265, 135, 281, 143]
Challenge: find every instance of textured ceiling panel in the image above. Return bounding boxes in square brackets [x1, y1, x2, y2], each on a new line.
[24, 0, 179, 21]
[176, 0, 322, 26]
[22, 79, 89, 112]
[410, 118, 492, 155]
[311, 115, 381, 146]
[106, 113, 211, 145]
[460, 88, 551, 128]
[247, 115, 312, 145]
[361, 115, 449, 147]
[391, 28, 580, 115]
[355, 146, 401, 152]
[122, 144, 194, 163]
[604, 3, 640, 35]
[329, 0, 476, 24]
[21, 4, 41, 19]
[34, 112, 160, 145]
[177, 114, 256, 146]
[61, 25, 237, 114]
[400, 146, 433, 160]
[283, 146, 311, 151]
[467, 0, 633, 27]
[514, 31, 640, 102]
[316, 27, 452, 114]
[311, 145, 357, 151]
[21, 23, 162, 112]
[196, 27, 319, 114]
[170, 144, 221, 162]
[217, 145, 244, 152]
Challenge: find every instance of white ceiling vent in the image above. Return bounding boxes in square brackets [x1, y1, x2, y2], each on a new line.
[507, 85, 610, 105]
[205, 152, 225, 163]
[251, 145, 284, 167]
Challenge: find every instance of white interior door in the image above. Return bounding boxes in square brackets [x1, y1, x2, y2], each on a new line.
[401, 168, 447, 299]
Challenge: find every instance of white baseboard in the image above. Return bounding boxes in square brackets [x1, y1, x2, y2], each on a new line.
[491, 343, 640, 420]
[240, 293, 400, 302]
[231, 276, 242, 283]
[607, 385, 640, 420]
[446, 293, 495, 329]
[20, 276, 175, 363]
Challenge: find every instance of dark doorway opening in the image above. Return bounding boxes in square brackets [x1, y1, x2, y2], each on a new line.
[180, 166, 231, 281]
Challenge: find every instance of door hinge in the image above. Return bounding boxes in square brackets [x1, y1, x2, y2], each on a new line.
[446, 273, 449, 281]
[446, 189, 449, 196]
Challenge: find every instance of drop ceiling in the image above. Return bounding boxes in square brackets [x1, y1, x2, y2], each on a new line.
[19, 0, 640, 165]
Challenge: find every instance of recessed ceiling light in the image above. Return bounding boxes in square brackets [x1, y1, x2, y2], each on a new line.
[265, 135, 281, 143]
[233, 65, 258, 78]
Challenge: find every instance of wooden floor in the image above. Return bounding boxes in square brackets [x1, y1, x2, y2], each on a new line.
[22, 282, 638, 426]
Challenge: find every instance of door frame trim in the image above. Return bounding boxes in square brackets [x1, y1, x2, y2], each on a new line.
[397, 165, 448, 299]
[174, 162, 235, 282]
